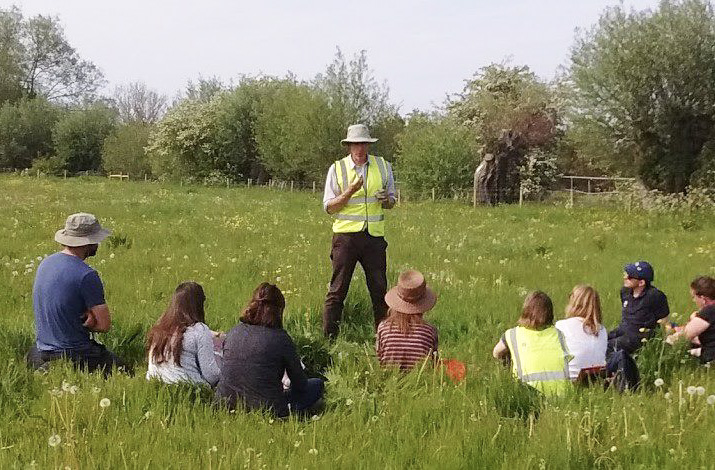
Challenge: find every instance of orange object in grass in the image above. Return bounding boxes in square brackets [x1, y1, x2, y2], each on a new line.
[442, 358, 467, 383]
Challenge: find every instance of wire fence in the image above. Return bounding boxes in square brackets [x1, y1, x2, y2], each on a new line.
[5, 168, 638, 209]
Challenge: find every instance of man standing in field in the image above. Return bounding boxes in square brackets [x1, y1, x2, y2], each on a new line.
[321, 124, 396, 338]
[607, 261, 670, 355]
[27, 213, 128, 376]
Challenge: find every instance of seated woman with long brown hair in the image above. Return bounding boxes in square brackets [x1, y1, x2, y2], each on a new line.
[492, 291, 572, 396]
[376, 270, 438, 370]
[215, 283, 324, 417]
[146, 281, 221, 387]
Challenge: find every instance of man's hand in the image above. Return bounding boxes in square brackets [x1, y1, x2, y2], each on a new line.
[346, 175, 364, 196]
[82, 310, 97, 329]
[374, 188, 389, 202]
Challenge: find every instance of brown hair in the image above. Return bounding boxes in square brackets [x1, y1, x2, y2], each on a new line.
[240, 282, 285, 329]
[517, 291, 554, 330]
[147, 281, 206, 366]
[382, 308, 425, 334]
[565, 285, 603, 336]
[691, 276, 715, 300]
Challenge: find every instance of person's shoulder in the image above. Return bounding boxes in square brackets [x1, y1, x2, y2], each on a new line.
[698, 304, 715, 320]
[645, 285, 668, 303]
[187, 322, 210, 334]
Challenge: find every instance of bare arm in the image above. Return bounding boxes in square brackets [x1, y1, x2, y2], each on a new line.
[83, 304, 111, 333]
[684, 317, 710, 341]
[492, 338, 508, 359]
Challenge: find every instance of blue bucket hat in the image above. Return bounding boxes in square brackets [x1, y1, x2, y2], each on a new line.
[624, 261, 654, 283]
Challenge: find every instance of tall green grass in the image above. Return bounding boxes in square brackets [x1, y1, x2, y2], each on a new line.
[1, 175, 714, 468]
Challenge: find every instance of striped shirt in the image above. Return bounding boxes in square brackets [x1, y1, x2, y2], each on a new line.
[376, 321, 438, 370]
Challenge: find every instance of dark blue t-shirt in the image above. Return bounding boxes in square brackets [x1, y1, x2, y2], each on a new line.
[33, 253, 106, 351]
[619, 285, 669, 332]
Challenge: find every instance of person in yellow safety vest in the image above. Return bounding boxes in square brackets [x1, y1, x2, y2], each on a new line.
[321, 124, 396, 338]
[492, 291, 573, 396]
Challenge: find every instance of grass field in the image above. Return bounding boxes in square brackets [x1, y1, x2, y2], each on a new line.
[1, 174, 715, 469]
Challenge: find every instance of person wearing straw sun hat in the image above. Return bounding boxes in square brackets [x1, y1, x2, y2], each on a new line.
[26, 213, 128, 377]
[376, 270, 439, 370]
[322, 124, 397, 338]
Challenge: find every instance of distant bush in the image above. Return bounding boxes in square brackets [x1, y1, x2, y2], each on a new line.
[102, 122, 152, 178]
[0, 98, 61, 169]
[53, 105, 117, 173]
[395, 114, 477, 198]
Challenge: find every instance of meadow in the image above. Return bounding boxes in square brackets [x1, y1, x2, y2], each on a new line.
[1, 174, 715, 469]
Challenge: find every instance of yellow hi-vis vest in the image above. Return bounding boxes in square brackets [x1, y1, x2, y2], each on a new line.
[332, 154, 389, 237]
[503, 326, 572, 396]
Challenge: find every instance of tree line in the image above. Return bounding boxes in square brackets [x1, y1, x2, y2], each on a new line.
[1, 1, 715, 198]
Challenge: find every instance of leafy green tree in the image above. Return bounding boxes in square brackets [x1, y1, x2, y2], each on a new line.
[146, 99, 218, 180]
[0, 97, 61, 169]
[448, 64, 559, 154]
[53, 105, 116, 173]
[254, 79, 336, 182]
[570, 0, 715, 192]
[395, 113, 477, 198]
[0, 6, 104, 105]
[102, 122, 152, 178]
[0, 7, 24, 105]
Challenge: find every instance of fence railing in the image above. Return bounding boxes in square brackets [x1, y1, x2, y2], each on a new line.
[5, 169, 638, 208]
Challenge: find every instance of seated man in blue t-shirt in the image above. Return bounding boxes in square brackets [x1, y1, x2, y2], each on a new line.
[607, 261, 670, 356]
[27, 213, 128, 376]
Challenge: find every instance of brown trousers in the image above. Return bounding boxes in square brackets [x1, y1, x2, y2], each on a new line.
[322, 232, 388, 338]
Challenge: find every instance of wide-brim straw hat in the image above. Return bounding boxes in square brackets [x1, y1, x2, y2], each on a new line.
[54, 212, 111, 247]
[384, 270, 437, 315]
[341, 124, 378, 144]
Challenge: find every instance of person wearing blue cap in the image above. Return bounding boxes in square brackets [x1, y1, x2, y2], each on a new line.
[607, 261, 670, 355]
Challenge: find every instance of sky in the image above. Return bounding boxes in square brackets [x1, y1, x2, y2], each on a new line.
[5, 0, 661, 112]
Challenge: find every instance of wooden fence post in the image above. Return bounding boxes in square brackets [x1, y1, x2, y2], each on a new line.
[226, 177, 230, 188]
[290, 181, 294, 192]
[519, 184, 523, 207]
[63, 170, 67, 180]
[248, 178, 252, 188]
[570, 177, 574, 207]
[431, 188, 435, 201]
[312, 181, 316, 193]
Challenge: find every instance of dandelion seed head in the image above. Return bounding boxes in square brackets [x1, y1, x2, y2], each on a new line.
[707, 395, 715, 405]
[687, 386, 697, 395]
[654, 378, 664, 387]
[610, 446, 617, 452]
[697, 386, 706, 396]
[664, 392, 672, 400]
[99, 398, 111, 408]
[48, 434, 61, 447]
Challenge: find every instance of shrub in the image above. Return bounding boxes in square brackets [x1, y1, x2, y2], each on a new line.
[395, 114, 477, 198]
[102, 122, 152, 178]
[53, 105, 116, 173]
[0, 98, 61, 169]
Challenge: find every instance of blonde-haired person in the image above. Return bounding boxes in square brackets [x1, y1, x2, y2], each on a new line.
[492, 291, 571, 396]
[555, 285, 607, 380]
[376, 270, 438, 370]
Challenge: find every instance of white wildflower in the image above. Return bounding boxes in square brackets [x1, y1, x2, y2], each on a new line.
[345, 398, 353, 406]
[610, 446, 617, 452]
[687, 386, 697, 396]
[664, 392, 672, 400]
[308, 448, 318, 455]
[69, 385, 78, 395]
[48, 434, 61, 447]
[654, 378, 664, 387]
[61, 381, 71, 392]
[707, 395, 715, 405]
[99, 398, 111, 408]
